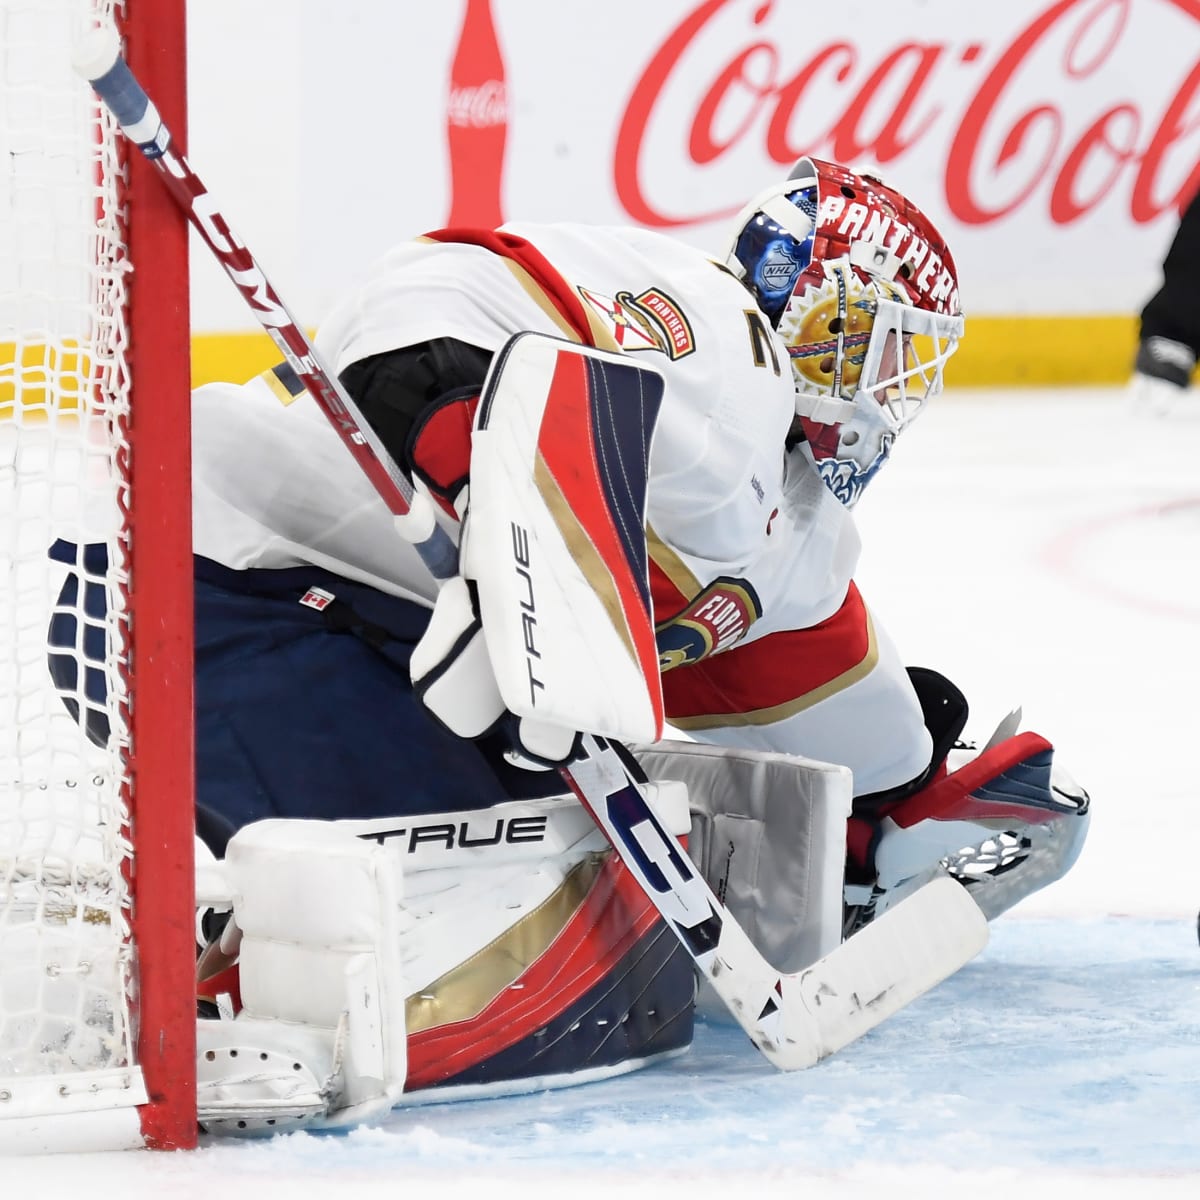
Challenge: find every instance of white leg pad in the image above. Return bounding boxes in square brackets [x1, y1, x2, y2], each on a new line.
[633, 740, 851, 973]
[197, 820, 407, 1133]
[197, 786, 696, 1130]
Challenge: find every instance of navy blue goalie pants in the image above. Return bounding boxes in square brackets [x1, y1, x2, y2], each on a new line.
[48, 544, 565, 855]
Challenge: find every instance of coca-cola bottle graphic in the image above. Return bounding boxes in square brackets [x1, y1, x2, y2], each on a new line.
[445, 0, 509, 229]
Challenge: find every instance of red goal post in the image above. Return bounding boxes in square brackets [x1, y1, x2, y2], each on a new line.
[0, 0, 196, 1152]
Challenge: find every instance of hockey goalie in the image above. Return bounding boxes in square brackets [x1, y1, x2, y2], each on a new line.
[50, 157, 1089, 1133]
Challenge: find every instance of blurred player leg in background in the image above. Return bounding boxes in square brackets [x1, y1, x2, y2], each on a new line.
[1132, 183, 1200, 413]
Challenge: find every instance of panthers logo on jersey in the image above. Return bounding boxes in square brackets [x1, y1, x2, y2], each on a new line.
[656, 578, 762, 672]
[577, 286, 695, 360]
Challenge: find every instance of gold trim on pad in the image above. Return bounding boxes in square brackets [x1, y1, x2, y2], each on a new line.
[406, 853, 605, 1034]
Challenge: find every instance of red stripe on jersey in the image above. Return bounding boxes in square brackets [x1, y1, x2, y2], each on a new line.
[662, 581, 870, 719]
[404, 849, 664, 1090]
[424, 227, 596, 346]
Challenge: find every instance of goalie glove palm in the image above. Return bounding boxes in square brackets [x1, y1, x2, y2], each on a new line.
[410, 574, 580, 770]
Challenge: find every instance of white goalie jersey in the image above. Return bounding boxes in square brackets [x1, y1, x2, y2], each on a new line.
[191, 221, 930, 795]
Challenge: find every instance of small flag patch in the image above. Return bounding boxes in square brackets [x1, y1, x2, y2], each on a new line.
[299, 586, 335, 611]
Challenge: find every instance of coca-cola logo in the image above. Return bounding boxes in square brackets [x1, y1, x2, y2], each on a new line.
[448, 80, 508, 127]
[615, 0, 1200, 229]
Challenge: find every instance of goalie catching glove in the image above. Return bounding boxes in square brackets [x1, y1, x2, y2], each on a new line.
[410, 571, 582, 770]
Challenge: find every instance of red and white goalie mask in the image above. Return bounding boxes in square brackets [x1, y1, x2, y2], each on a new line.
[722, 157, 965, 507]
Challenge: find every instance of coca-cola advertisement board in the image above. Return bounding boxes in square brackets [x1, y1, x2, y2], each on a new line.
[184, 0, 1200, 344]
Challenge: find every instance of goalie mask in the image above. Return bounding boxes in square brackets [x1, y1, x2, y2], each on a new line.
[722, 157, 964, 507]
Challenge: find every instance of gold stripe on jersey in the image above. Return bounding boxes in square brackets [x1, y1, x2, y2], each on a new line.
[504, 259, 591, 343]
[535, 453, 639, 667]
[667, 610, 880, 730]
[646, 523, 703, 603]
[412, 233, 595, 346]
[489, 247, 626, 352]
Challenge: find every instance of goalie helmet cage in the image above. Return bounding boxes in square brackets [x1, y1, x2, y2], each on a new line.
[0, 0, 196, 1153]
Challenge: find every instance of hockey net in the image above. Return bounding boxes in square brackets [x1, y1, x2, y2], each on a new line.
[0, 0, 195, 1151]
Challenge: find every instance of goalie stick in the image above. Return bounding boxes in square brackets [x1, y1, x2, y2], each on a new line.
[74, 28, 989, 1073]
[73, 31, 458, 583]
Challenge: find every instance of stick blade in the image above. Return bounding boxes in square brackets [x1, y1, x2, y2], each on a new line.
[767, 875, 989, 1070]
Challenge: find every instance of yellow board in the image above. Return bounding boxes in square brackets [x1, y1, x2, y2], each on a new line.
[0, 341, 90, 419]
[950, 314, 1144, 387]
[6, 317, 1193, 412]
[188, 316, 1154, 393]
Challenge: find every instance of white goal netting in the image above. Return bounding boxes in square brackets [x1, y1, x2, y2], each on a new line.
[0, 0, 145, 1128]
